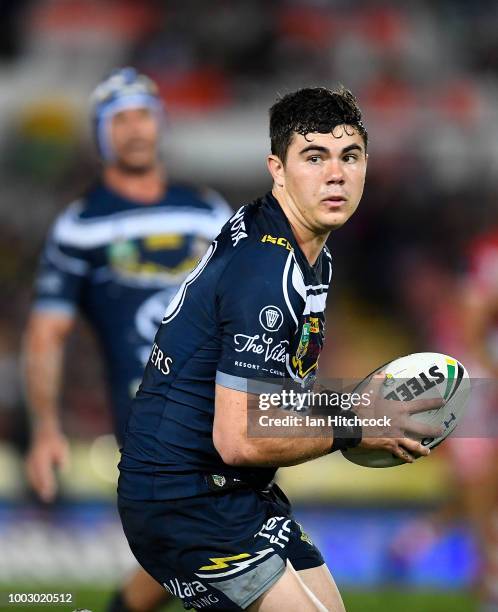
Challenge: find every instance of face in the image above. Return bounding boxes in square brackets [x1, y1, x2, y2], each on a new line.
[268, 126, 367, 234]
[109, 107, 159, 172]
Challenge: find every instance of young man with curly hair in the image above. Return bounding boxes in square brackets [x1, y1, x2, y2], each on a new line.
[117, 86, 441, 611]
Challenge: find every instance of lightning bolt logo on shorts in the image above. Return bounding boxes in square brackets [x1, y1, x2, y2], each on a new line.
[199, 553, 250, 571]
[195, 549, 274, 578]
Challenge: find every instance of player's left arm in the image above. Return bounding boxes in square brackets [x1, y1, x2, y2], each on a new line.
[213, 243, 334, 466]
[213, 378, 440, 467]
[213, 244, 439, 467]
[213, 384, 333, 467]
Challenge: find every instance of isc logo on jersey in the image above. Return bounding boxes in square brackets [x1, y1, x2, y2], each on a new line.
[261, 234, 293, 251]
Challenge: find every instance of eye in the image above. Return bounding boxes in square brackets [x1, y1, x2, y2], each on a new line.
[308, 155, 322, 164]
[343, 153, 358, 163]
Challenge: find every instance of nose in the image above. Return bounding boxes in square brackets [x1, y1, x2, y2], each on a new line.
[128, 117, 147, 134]
[326, 159, 345, 185]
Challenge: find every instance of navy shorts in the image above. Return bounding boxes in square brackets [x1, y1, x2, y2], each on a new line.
[118, 483, 324, 610]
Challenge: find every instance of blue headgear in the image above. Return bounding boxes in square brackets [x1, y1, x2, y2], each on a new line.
[90, 67, 164, 161]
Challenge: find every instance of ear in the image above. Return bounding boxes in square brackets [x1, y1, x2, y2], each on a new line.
[267, 154, 285, 188]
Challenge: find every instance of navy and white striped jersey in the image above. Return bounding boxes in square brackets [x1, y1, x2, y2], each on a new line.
[118, 192, 332, 500]
[33, 182, 231, 441]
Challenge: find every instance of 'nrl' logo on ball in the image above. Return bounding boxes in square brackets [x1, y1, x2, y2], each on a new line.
[259, 305, 284, 332]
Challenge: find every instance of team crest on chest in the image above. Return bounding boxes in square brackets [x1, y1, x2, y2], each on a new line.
[290, 316, 323, 385]
[295, 322, 310, 360]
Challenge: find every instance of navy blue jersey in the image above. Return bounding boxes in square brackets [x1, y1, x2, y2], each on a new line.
[118, 192, 332, 500]
[33, 182, 231, 441]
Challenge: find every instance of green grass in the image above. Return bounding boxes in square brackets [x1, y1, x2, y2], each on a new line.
[0, 587, 476, 612]
[344, 589, 476, 612]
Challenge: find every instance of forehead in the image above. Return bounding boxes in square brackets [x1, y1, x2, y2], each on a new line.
[111, 107, 154, 121]
[289, 126, 365, 153]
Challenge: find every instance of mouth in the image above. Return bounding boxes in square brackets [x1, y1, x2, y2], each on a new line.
[125, 140, 150, 151]
[321, 196, 347, 208]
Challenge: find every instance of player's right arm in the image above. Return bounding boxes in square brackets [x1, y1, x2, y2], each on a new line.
[24, 206, 89, 501]
[24, 311, 74, 501]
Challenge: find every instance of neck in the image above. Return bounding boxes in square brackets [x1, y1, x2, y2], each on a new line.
[271, 187, 329, 266]
[103, 163, 166, 203]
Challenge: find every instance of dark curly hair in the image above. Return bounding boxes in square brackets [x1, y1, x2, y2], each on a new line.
[269, 86, 368, 163]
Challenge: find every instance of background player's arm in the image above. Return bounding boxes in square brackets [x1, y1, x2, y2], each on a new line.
[462, 286, 498, 376]
[214, 380, 440, 467]
[24, 310, 74, 501]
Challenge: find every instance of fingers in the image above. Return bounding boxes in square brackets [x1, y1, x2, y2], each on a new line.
[25, 432, 70, 502]
[401, 416, 444, 438]
[25, 437, 69, 502]
[394, 438, 432, 464]
[398, 437, 431, 458]
[366, 371, 387, 397]
[53, 440, 70, 471]
[406, 397, 445, 415]
[26, 452, 57, 502]
[359, 436, 432, 464]
[393, 446, 415, 463]
[393, 439, 430, 463]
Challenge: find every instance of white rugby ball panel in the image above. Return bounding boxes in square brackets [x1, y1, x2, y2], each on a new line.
[341, 352, 470, 468]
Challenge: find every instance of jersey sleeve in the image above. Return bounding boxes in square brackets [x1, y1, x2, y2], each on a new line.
[215, 246, 294, 393]
[32, 216, 90, 317]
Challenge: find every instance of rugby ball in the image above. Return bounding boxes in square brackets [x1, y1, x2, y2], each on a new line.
[341, 352, 470, 468]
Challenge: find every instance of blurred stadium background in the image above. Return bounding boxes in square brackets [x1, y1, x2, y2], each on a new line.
[1, 0, 497, 610]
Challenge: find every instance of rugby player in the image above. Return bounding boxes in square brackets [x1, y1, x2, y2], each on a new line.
[459, 229, 498, 610]
[24, 68, 231, 612]
[117, 86, 443, 611]
[389, 232, 498, 609]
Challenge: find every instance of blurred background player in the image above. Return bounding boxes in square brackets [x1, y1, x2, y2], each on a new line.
[23, 67, 231, 612]
[389, 229, 498, 611]
[451, 229, 498, 611]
